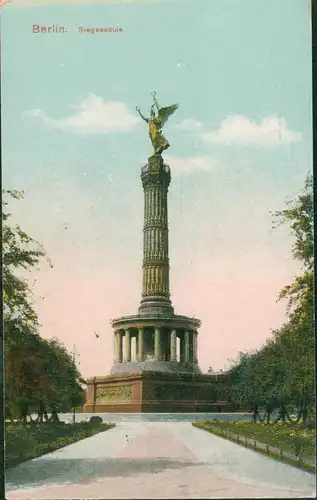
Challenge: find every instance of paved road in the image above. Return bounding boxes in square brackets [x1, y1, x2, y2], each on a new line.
[6, 422, 316, 499]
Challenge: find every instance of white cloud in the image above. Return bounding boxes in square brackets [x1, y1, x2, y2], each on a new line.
[201, 115, 302, 148]
[177, 117, 203, 132]
[164, 154, 218, 176]
[25, 94, 140, 135]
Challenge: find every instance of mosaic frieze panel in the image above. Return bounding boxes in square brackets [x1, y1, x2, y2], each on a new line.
[95, 385, 133, 403]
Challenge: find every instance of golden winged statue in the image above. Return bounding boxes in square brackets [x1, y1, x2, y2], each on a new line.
[136, 91, 179, 155]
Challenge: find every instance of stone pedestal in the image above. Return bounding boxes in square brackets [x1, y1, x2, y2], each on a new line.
[83, 371, 235, 413]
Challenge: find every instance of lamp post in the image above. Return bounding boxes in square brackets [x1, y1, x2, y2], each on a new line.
[72, 344, 76, 424]
[72, 344, 80, 424]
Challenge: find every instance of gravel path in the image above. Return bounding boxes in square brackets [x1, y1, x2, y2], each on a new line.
[6, 422, 316, 499]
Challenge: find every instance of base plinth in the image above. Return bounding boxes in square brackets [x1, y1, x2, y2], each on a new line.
[110, 360, 202, 376]
[138, 297, 174, 316]
[83, 371, 236, 413]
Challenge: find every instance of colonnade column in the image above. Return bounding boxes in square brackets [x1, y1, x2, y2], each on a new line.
[154, 327, 161, 361]
[184, 330, 190, 363]
[180, 334, 185, 363]
[114, 325, 199, 365]
[138, 327, 144, 362]
[115, 330, 123, 363]
[124, 329, 131, 362]
[170, 329, 177, 361]
[193, 330, 198, 364]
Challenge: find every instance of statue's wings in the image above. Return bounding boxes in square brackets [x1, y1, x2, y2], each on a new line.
[157, 104, 179, 126]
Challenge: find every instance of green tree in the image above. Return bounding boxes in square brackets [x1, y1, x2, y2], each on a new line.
[3, 189, 49, 422]
[229, 350, 263, 420]
[229, 174, 314, 425]
[3, 190, 50, 332]
[40, 339, 85, 422]
[273, 173, 314, 422]
[273, 173, 313, 270]
[3, 191, 85, 423]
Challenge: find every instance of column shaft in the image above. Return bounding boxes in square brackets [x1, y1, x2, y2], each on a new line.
[170, 329, 177, 361]
[154, 327, 161, 361]
[114, 331, 119, 363]
[184, 331, 190, 363]
[189, 331, 194, 364]
[193, 330, 198, 363]
[124, 329, 131, 362]
[180, 333, 185, 363]
[138, 328, 144, 361]
[140, 156, 171, 303]
[135, 334, 139, 361]
[116, 331, 123, 363]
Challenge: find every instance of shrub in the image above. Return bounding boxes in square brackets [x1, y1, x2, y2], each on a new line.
[89, 416, 103, 425]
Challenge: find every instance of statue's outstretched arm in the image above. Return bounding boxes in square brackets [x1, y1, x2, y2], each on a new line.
[153, 96, 160, 112]
[136, 106, 149, 123]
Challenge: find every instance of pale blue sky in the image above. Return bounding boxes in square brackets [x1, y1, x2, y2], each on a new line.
[2, 0, 312, 376]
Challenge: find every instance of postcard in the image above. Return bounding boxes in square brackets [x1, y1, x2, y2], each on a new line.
[2, 0, 315, 498]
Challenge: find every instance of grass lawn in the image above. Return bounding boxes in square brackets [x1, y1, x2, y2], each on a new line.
[5, 420, 115, 468]
[194, 420, 315, 460]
